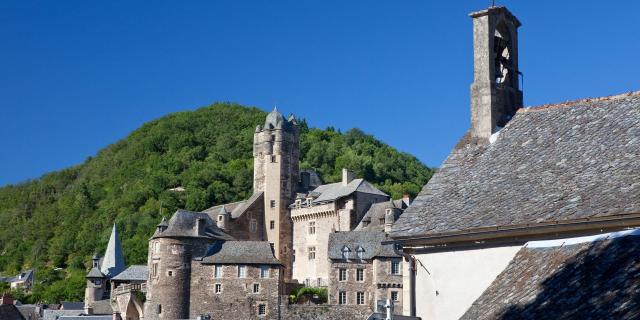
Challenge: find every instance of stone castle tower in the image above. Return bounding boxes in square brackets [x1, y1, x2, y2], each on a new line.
[84, 254, 107, 314]
[470, 6, 523, 141]
[253, 108, 299, 280]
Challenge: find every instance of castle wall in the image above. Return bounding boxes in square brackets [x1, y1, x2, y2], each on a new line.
[224, 200, 265, 241]
[189, 263, 281, 320]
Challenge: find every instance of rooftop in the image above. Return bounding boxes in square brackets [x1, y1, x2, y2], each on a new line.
[328, 231, 398, 260]
[392, 91, 640, 240]
[200, 240, 281, 265]
[461, 229, 640, 319]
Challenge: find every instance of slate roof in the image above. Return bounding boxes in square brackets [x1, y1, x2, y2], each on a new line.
[60, 302, 84, 310]
[58, 316, 112, 320]
[328, 231, 398, 260]
[152, 209, 235, 240]
[1, 270, 34, 284]
[101, 224, 125, 278]
[392, 92, 640, 239]
[355, 199, 407, 232]
[308, 179, 388, 204]
[111, 265, 148, 281]
[90, 299, 113, 315]
[43, 309, 83, 320]
[86, 267, 105, 278]
[200, 241, 281, 265]
[0, 305, 25, 320]
[16, 305, 40, 320]
[461, 230, 640, 320]
[204, 191, 264, 220]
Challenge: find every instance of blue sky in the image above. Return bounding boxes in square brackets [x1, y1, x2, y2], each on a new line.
[1, 1, 638, 186]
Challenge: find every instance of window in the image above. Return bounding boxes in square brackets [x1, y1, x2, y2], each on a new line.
[356, 247, 364, 260]
[356, 269, 364, 282]
[94, 279, 101, 285]
[215, 283, 222, 294]
[258, 304, 267, 316]
[356, 292, 365, 305]
[153, 242, 160, 254]
[391, 261, 401, 275]
[270, 220, 275, 230]
[271, 134, 276, 141]
[253, 283, 260, 293]
[152, 263, 158, 277]
[260, 265, 269, 279]
[167, 270, 173, 277]
[271, 155, 277, 163]
[338, 291, 347, 305]
[391, 291, 399, 302]
[218, 215, 223, 222]
[238, 265, 247, 278]
[308, 246, 316, 260]
[214, 265, 222, 278]
[308, 221, 316, 235]
[295, 199, 302, 208]
[342, 246, 351, 260]
[339, 268, 347, 282]
[250, 219, 257, 233]
[270, 200, 276, 208]
[157, 304, 162, 314]
[379, 218, 385, 224]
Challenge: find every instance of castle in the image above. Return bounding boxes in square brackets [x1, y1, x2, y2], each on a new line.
[83, 108, 408, 320]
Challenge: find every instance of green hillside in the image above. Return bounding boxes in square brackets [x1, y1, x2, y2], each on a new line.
[0, 103, 433, 302]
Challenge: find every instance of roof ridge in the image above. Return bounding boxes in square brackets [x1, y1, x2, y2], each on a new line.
[522, 90, 640, 113]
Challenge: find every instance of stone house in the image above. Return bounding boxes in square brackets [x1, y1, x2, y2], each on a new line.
[0, 269, 34, 293]
[327, 231, 404, 315]
[389, 6, 640, 320]
[143, 209, 282, 320]
[290, 169, 390, 287]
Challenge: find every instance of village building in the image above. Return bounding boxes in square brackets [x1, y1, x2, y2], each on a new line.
[327, 231, 404, 315]
[389, 5, 640, 320]
[0, 270, 34, 293]
[290, 169, 390, 287]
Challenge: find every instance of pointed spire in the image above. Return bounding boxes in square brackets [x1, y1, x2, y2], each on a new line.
[100, 224, 125, 278]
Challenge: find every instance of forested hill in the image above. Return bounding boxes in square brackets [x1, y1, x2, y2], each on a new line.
[0, 103, 433, 302]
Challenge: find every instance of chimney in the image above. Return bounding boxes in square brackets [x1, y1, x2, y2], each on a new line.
[469, 6, 522, 142]
[195, 218, 206, 236]
[342, 168, 355, 186]
[384, 209, 395, 233]
[0, 293, 14, 305]
[402, 192, 411, 207]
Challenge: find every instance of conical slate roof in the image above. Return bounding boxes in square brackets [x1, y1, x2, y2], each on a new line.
[101, 224, 125, 278]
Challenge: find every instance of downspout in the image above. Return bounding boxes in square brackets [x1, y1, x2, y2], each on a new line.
[393, 243, 416, 317]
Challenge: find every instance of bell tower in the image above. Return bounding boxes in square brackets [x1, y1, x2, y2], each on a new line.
[253, 108, 299, 280]
[470, 6, 523, 141]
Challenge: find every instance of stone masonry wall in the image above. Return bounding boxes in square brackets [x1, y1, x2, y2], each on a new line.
[189, 263, 281, 320]
[328, 260, 375, 311]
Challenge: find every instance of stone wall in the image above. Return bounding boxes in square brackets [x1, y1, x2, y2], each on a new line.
[373, 258, 403, 315]
[328, 260, 375, 310]
[281, 304, 372, 320]
[189, 263, 281, 320]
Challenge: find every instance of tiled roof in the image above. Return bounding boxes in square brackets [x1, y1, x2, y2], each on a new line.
[60, 302, 84, 310]
[111, 265, 148, 281]
[0, 305, 25, 320]
[152, 209, 235, 240]
[392, 92, 640, 239]
[309, 179, 388, 204]
[328, 231, 398, 260]
[355, 199, 407, 232]
[200, 241, 281, 265]
[204, 192, 264, 219]
[461, 230, 640, 319]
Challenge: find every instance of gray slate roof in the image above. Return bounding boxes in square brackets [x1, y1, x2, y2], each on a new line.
[152, 209, 235, 240]
[58, 317, 112, 320]
[309, 179, 388, 204]
[355, 199, 407, 232]
[204, 192, 264, 219]
[200, 241, 281, 265]
[43, 309, 83, 320]
[328, 231, 398, 260]
[461, 232, 640, 319]
[392, 92, 640, 239]
[60, 302, 84, 310]
[86, 267, 105, 278]
[111, 265, 148, 281]
[0, 305, 25, 320]
[90, 299, 113, 315]
[101, 224, 125, 278]
[0, 270, 34, 284]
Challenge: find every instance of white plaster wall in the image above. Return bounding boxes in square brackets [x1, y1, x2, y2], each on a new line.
[407, 245, 522, 320]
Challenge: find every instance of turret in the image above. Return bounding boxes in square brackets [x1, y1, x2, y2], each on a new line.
[84, 253, 107, 314]
[216, 206, 229, 230]
[384, 207, 395, 233]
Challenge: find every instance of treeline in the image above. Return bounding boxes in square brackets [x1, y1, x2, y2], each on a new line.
[0, 103, 433, 303]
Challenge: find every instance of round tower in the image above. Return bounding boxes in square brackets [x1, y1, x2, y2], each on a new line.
[84, 253, 107, 314]
[216, 206, 229, 230]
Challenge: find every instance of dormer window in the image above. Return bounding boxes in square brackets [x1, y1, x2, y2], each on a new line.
[356, 246, 365, 260]
[295, 199, 302, 209]
[341, 246, 351, 260]
[306, 198, 312, 206]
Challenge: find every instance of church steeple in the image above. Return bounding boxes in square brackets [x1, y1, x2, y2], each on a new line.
[100, 224, 125, 278]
